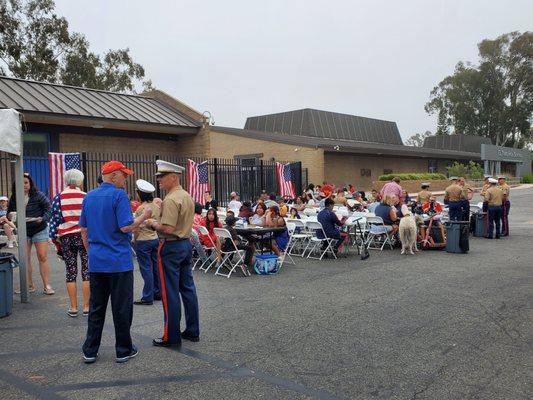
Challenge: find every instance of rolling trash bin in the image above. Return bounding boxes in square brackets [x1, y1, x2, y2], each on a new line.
[0, 252, 18, 318]
[445, 221, 470, 254]
[473, 212, 487, 237]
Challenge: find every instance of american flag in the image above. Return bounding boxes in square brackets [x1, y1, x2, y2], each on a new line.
[276, 162, 295, 198]
[49, 153, 81, 199]
[187, 159, 209, 203]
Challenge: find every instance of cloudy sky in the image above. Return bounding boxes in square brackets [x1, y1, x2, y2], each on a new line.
[55, 0, 532, 141]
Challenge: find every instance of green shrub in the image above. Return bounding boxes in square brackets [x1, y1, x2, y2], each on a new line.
[378, 173, 447, 181]
[446, 161, 484, 180]
[522, 174, 533, 183]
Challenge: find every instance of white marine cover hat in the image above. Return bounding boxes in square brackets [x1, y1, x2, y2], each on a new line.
[488, 178, 498, 184]
[136, 179, 156, 193]
[155, 159, 185, 175]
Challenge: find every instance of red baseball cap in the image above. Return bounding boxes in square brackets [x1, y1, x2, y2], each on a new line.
[101, 160, 134, 175]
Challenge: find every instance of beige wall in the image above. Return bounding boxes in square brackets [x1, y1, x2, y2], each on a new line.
[59, 130, 210, 159]
[324, 153, 430, 191]
[208, 130, 324, 184]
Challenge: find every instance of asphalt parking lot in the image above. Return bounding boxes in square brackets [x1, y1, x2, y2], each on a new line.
[0, 187, 532, 400]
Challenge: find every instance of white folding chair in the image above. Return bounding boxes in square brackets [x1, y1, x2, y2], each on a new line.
[197, 225, 219, 273]
[365, 216, 393, 251]
[280, 223, 297, 266]
[213, 228, 248, 278]
[303, 221, 337, 260]
[286, 219, 312, 257]
[191, 230, 216, 271]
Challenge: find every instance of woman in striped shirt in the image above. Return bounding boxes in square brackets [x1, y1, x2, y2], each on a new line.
[49, 169, 89, 317]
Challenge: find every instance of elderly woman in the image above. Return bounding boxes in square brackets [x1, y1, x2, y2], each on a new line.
[8, 173, 53, 294]
[49, 169, 88, 315]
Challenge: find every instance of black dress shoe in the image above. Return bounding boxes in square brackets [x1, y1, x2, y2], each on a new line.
[154, 295, 162, 301]
[181, 331, 200, 342]
[134, 299, 153, 305]
[152, 338, 181, 347]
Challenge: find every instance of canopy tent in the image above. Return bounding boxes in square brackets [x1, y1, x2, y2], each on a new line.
[0, 108, 29, 303]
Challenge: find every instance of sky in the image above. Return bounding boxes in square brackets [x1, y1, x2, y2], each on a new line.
[54, 0, 532, 142]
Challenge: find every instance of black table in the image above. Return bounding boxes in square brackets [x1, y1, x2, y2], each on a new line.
[235, 226, 287, 254]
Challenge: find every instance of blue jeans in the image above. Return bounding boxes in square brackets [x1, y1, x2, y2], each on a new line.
[135, 239, 160, 301]
[158, 239, 199, 344]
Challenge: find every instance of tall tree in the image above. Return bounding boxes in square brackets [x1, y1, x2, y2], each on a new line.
[425, 31, 532, 148]
[0, 0, 151, 93]
[405, 130, 432, 147]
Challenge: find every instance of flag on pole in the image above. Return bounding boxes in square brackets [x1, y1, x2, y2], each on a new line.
[49, 152, 81, 199]
[275, 162, 296, 198]
[187, 159, 209, 203]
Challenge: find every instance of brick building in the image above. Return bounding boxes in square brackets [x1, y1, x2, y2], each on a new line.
[1, 76, 528, 197]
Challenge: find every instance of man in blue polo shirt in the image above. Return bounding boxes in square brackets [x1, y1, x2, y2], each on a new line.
[80, 161, 152, 364]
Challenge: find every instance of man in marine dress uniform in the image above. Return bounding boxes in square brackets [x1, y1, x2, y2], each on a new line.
[457, 177, 473, 222]
[485, 178, 504, 239]
[146, 160, 200, 347]
[480, 175, 492, 235]
[444, 177, 464, 221]
[498, 176, 511, 236]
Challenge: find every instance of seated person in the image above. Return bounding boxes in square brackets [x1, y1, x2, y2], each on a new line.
[367, 189, 381, 204]
[226, 210, 235, 219]
[402, 190, 412, 204]
[199, 208, 222, 254]
[238, 201, 254, 220]
[278, 198, 289, 217]
[333, 189, 348, 206]
[249, 203, 266, 226]
[227, 192, 242, 214]
[306, 193, 316, 207]
[264, 194, 278, 208]
[374, 194, 399, 236]
[204, 191, 219, 210]
[222, 216, 254, 275]
[317, 198, 348, 254]
[422, 196, 443, 215]
[292, 196, 307, 216]
[264, 206, 289, 257]
[288, 207, 301, 219]
[0, 195, 16, 248]
[190, 203, 209, 262]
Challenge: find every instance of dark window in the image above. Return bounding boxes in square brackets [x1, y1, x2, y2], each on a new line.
[383, 169, 393, 175]
[23, 132, 49, 156]
[428, 159, 438, 173]
[360, 169, 371, 177]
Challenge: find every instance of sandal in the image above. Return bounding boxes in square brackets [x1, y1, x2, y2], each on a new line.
[67, 308, 78, 318]
[43, 286, 55, 295]
[14, 285, 36, 294]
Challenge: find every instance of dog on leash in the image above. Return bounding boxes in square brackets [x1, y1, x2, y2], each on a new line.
[399, 213, 422, 255]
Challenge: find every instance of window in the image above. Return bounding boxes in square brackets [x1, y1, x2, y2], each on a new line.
[383, 169, 393, 175]
[428, 159, 438, 173]
[23, 132, 49, 156]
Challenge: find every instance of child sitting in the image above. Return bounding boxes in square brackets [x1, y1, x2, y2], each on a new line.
[223, 216, 255, 276]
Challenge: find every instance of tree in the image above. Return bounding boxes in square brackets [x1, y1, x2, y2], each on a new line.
[0, 0, 151, 93]
[405, 130, 432, 147]
[425, 31, 533, 149]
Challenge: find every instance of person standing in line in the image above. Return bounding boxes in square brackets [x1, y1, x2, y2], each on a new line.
[8, 173, 54, 294]
[417, 183, 432, 205]
[484, 178, 503, 239]
[133, 179, 161, 305]
[498, 176, 511, 236]
[49, 169, 89, 317]
[80, 161, 152, 364]
[146, 160, 199, 348]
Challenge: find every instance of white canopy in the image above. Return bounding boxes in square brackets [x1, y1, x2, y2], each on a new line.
[0, 109, 22, 156]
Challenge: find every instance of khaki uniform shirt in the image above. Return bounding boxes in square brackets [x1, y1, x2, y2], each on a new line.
[135, 202, 160, 241]
[499, 183, 510, 200]
[461, 184, 474, 200]
[444, 184, 464, 202]
[480, 183, 490, 200]
[417, 190, 432, 204]
[159, 186, 194, 239]
[486, 186, 504, 206]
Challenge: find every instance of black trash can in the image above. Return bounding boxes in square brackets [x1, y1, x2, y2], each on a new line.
[473, 212, 487, 237]
[0, 252, 18, 318]
[445, 221, 470, 254]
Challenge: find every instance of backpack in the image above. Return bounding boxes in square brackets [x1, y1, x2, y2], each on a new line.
[253, 254, 280, 275]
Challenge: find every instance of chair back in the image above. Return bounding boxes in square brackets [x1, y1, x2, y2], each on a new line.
[286, 222, 296, 235]
[213, 227, 232, 239]
[290, 219, 305, 228]
[198, 225, 210, 235]
[366, 216, 384, 225]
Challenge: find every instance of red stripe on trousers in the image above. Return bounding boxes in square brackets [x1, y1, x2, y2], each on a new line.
[157, 241, 169, 342]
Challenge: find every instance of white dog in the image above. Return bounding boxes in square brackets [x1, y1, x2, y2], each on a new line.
[399, 213, 419, 255]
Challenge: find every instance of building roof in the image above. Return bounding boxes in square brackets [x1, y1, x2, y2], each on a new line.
[244, 108, 403, 145]
[212, 126, 481, 160]
[0, 76, 200, 132]
[423, 134, 492, 152]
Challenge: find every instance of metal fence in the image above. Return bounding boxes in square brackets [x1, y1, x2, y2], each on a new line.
[0, 151, 307, 206]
